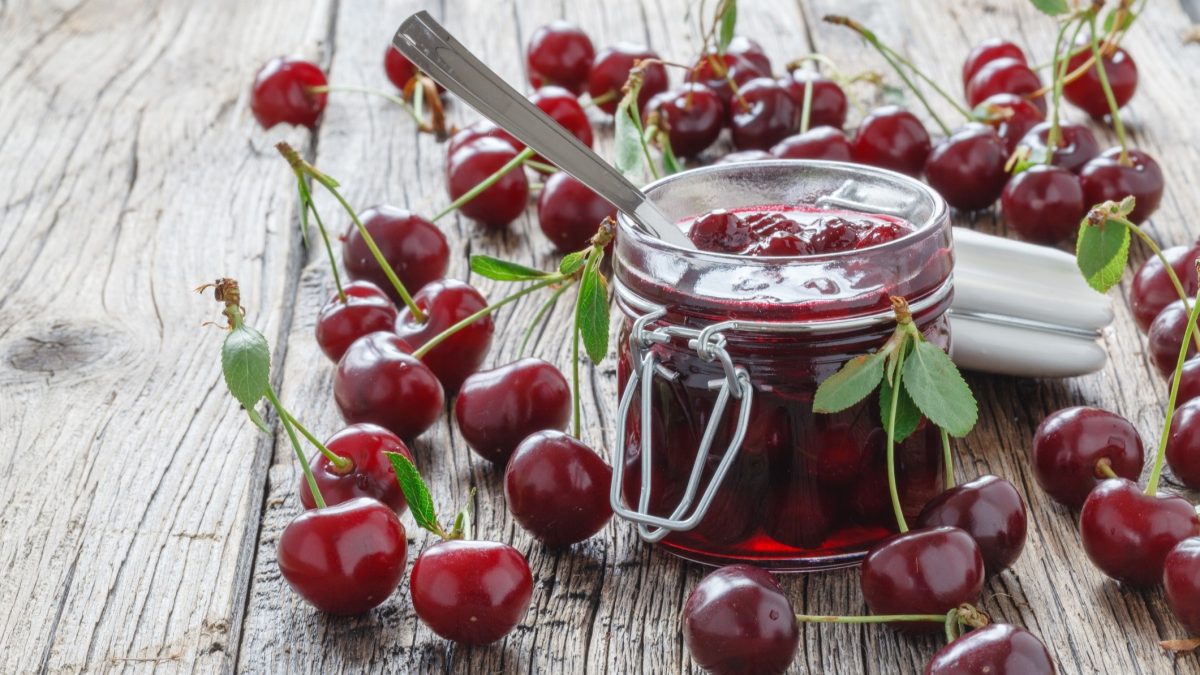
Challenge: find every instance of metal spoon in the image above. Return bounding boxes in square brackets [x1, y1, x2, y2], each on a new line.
[392, 11, 695, 249]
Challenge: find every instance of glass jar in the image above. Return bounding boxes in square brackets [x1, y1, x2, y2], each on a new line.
[610, 160, 954, 571]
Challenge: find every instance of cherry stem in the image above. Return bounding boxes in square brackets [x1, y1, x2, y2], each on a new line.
[1122, 217, 1200, 352]
[278, 407, 351, 472]
[1046, 17, 1086, 156]
[1147, 262, 1200, 496]
[583, 90, 618, 108]
[1086, 13, 1130, 164]
[264, 387, 326, 509]
[519, 281, 572, 358]
[1096, 457, 1119, 479]
[304, 195, 346, 302]
[307, 84, 426, 130]
[571, 280, 583, 439]
[525, 159, 558, 174]
[799, 72, 815, 134]
[433, 147, 536, 222]
[941, 428, 955, 490]
[887, 336, 910, 534]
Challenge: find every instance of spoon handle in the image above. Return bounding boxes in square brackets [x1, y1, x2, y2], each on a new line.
[392, 11, 693, 249]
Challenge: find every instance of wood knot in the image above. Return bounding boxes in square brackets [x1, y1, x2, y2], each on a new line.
[2, 319, 125, 377]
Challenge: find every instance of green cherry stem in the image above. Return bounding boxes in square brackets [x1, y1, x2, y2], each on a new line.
[886, 336, 910, 534]
[525, 159, 558, 174]
[571, 283, 583, 439]
[434, 147, 536, 222]
[518, 281, 573, 358]
[941, 428, 955, 490]
[1086, 13, 1130, 164]
[307, 84, 426, 129]
[278, 407, 352, 472]
[1045, 17, 1086, 155]
[1147, 264, 1200, 496]
[1096, 457, 1119, 479]
[305, 195, 346, 302]
[410, 275, 566, 359]
[1117, 213, 1200, 351]
[264, 387, 326, 508]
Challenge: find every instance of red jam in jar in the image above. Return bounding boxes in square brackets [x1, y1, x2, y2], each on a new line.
[611, 161, 953, 570]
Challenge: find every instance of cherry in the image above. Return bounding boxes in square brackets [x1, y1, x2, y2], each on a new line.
[973, 92, 1044, 154]
[298, 423, 413, 514]
[277, 497, 407, 615]
[766, 481, 837, 549]
[1000, 165, 1086, 245]
[1149, 300, 1198, 377]
[446, 119, 520, 158]
[1167, 400, 1200, 489]
[1132, 243, 1200, 333]
[916, 475, 1028, 576]
[807, 424, 869, 484]
[410, 539, 533, 645]
[529, 85, 594, 150]
[716, 149, 772, 164]
[924, 124, 1009, 212]
[504, 430, 613, 547]
[334, 332, 444, 439]
[1175, 357, 1200, 407]
[537, 172, 616, 252]
[682, 565, 799, 675]
[965, 57, 1044, 113]
[688, 210, 753, 252]
[727, 36, 772, 76]
[1079, 148, 1164, 225]
[1031, 406, 1144, 509]
[455, 358, 571, 464]
[342, 205, 449, 300]
[1063, 45, 1139, 119]
[860, 526, 985, 634]
[384, 48, 444, 94]
[769, 127, 852, 161]
[250, 56, 328, 130]
[396, 279, 494, 393]
[1079, 478, 1200, 586]
[730, 77, 800, 151]
[587, 43, 668, 115]
[642, 84, 724, 158]
[782, 70, 848, 130]
[315, 282, 398, 362]
[851, 106, 932, 177]
[926, 623, 1055, 675]
[1016, 121, 1100, 174]
[526, 21, 595, 95]
[962, 38, 1028, 87]
[446, 137, 530, 228]
[1164, 537, 1200, 634]
[689, 52, 766, 113]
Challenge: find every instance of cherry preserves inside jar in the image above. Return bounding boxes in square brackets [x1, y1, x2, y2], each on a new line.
[612, 160, 953, 570]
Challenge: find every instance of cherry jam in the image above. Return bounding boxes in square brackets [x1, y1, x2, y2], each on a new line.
[685, 206, 913, 256]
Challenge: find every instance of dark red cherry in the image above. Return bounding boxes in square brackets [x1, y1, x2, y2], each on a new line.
[277, 497, 407, 615]
[973, 92, 1044, 153]
[455, 358, 571, 464]
[1063, 45, 1139, 119]
[1132, 243, 1200, 333]
[727, 36, 772, 76]
[688, 209, 752, 252]
[851, 106, 931, 177]
[315, 281, 398, 362]
[250, 56, 328, 130]
[446, 119, 520, 158]
[1168, 400, 1200, 489]
[334, 332, 444, 439]
[526, 21, 595, 95]
[965, 57, 1044, 113]
[924, 124, 1009, 212]
[384, 48, 443, 94]
[860, 526, 985, 634]
[588, 43, 668, 115]
[1079, 478, 1200, 586]
[504, 430, 613, 547]
[446, 137, 530, 228]
[730, 77, 800, 151]
[410, 539, 533, 645]
[1000, 165, 1086, 245]
[298, 423, 413, 514]
[916, 475, 1028, 576]
[1017, 121, 1101, 173]
[782, 70, 848, 130]
[530, 85, 594, 149]
[1031, 406, 1144, 509]
[396, 279, 494, 393]
[766, 480, 837, 549]
[808, 425, 868, 484]
[1079, 148, 1164, 225]
[689, 52, 766, 114]
[1149, 300, 1198, 377]
[1175, 357, 1200, 407]
[962, 38, 1028, 87]
[716, 149, 772, 164]
[342, 205, 449, 301]
[1164, 537, 1200, 634]
[643, 84, 724, 158]
[925, 623, 1055, 675]
[682, 565, 800, 675]
[537, 172, 616, 252]
[770, 127, 852, 161]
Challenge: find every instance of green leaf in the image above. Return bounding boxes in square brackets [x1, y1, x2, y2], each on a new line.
[469, 254, 550, 281]
[386, 452, 439, 534]
[814, 350, 886, 413]
[717, 0, 738, 54]
[1103, 6, 1136, 32]
[1076, 216, 1131, 293]
[660, 132, 682, 175]
[559, 250, 588, 275]
[576, 253, 610, 363]
[221, 325, 270, 430]
[902, 341, 978, 437]
[879, 374, 921, 443]
[1029, 0, 1069, 16]
[614, 99, 644, 179]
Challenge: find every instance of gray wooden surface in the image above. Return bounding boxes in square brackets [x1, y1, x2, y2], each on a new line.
[3, 0, 1200, 672]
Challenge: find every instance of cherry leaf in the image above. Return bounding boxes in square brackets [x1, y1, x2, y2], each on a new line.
[879, 374, 921, 443]
[717, 0, 738, 54]
[613, 97, 644, 179]
[470, 254, 551, 281]
[814, 350, 886, 413]
[659, 132, 683, 175]
[1076, 216, 1130, 293]
[576, 253, 610, 363]
[221, 324, 270, 432]
[1029, 0, 1069, 16]
[901, 340, 978, 438]
[1103, 6, 1137, 32]
[559, 250, 587, 275]
[386, 451, 439, 534]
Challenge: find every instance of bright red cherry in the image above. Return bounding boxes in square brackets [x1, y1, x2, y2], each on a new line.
[1132, 243, 1200, 333]
[410, 539, 533, 645]
[851, 106, 932, 177]
[334, 332, 444, 439]
[277, 498, 407, 615]
[298, 423, 413, 514]
[770, 127, 852, 161]
[727, 36, 772, 75]
[782, 70, 848, 130]
[588, 43, 668, 115]
[1079, 148, 1164, 225]
[1079, 478, 1200, 587]
[1149, 300, 1198, 377]
[1017, 121, 1100, 174]
[537, 172, 616, 252]
[504, 430, 613, 547]
[396, 279, 494, 393]
[965, 57, 1044, 113]
[916, 475, 1028, 576]
[1063, 46, 1139, 118]
[1168, 400, 1200, 489]
[1164, 537, 1200, 634]
[384, 48, 416, 90]
[730, 77, 800, 151]
[682, 565, 800, 675]
[973, 92, 1044, 153]
[643, 84, 724, 158]
[530, 85, 594, 150]
[1000, 165, 1086, 245]
[860, 527, 985, 634]
[925, 623, 1055, 675]
[454, 358, 571, 464]
[446, 137, 530, 228]
[342, 206, 449, 301]
[315, 281, 398, 362]
[924, 124, 1009, 212]
[962, 38, 1028, 87]
[250, 56, 328, 130]
[526, 21, 595, 95]
[1031, 406, 1144, 509]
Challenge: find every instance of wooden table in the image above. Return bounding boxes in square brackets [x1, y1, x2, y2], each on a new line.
[5, 0, 1200, 672]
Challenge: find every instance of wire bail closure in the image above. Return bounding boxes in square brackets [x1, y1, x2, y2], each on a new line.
[609, 308, 755, 542]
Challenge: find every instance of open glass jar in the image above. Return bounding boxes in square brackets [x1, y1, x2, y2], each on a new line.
[610, 160, 954, 571]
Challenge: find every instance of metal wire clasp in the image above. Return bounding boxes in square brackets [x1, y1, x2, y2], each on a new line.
[609, 309, 755, 542]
